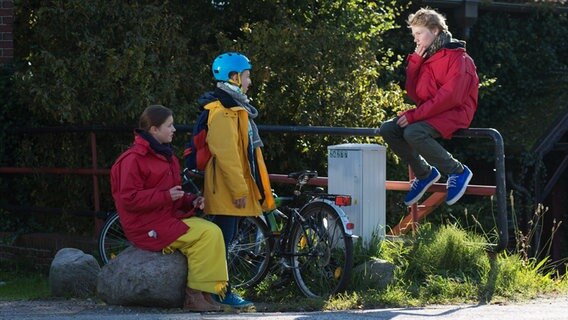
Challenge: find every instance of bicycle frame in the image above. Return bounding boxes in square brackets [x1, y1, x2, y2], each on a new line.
[265, 194, 355, 257]
[267, 173, 355, 240]
[229, 170, 355, 297]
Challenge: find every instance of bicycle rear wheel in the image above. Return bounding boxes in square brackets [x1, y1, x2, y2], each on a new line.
[288, 202, 353, 298]
[98, 212, 130, 264]
[227, 216, 273, 289]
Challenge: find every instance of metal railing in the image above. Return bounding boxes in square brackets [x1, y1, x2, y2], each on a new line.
[257, 125, 508, 252]
[0, 125, 508, 251]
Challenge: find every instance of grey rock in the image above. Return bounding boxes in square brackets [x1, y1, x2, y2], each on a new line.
[97, 246, 187, 308]
[49, 248, 101, 298]
[352, 258, 395, 290]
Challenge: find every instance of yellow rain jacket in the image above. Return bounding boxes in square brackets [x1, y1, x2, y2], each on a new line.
[203, 97, 275, 216]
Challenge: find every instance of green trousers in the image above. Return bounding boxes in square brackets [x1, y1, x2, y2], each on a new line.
[380, 118, 464, 180]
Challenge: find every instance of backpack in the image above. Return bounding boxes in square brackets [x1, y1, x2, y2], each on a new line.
[183, 109, 212, 171]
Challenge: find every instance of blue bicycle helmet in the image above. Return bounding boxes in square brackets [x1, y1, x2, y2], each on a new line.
[211, 52, 252, 82]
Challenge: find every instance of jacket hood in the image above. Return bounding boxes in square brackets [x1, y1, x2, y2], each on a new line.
[196, 91, 218, 111]
[196, 87, 240, 111]
[444, 39, 466, 50]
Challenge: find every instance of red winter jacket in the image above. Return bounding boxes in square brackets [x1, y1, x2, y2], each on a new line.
[110, 134, 198, 251]
[404, 47, 479, 139]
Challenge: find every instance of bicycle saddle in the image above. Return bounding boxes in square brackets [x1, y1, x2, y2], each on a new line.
[288, 170, 318, 180]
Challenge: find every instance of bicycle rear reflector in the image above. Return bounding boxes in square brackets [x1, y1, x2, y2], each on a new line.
[334, 195, 352, 206]
[346, 222, 355, 230]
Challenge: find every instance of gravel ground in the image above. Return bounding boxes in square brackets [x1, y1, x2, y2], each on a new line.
[2, 295, 568, 320]
[0, 298, 168, 319]
[0, 298, 265, 320]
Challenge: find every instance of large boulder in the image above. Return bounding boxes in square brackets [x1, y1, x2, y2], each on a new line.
[97, 246, 187, 308]
[49, 248, 101, 298]
[352, 258, 396, 290]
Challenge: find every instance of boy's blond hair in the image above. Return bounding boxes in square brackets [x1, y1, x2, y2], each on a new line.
[407, 8, 448, 32]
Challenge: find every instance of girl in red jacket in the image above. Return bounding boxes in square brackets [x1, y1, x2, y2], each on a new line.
[111, 105, 227, 312]
[380, 8, 479, 206]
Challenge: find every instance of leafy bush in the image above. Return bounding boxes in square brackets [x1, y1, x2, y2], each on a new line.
[214, 0, 410, 172]
[2, 2, 567, 244]
[2, 0, 409, 234]
[468, 7, 568, 155]
[14, 1, 193, 125]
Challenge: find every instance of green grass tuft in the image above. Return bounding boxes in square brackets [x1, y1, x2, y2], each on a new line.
[0, 266, 50, 300]
[405, 224, 490, 283]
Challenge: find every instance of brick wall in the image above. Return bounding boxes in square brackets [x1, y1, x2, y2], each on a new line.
[0, 0, 14, 65]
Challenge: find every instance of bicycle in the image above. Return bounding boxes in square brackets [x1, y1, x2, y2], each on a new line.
[228, 170, 355, 298]
[98, 169, 355, 298]
[98, 211, 129, 265]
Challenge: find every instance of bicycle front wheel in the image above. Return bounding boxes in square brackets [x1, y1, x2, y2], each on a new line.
[288, 202, 353, 298]
[227, 216, 273, 289]
[98, 212, 130, 265]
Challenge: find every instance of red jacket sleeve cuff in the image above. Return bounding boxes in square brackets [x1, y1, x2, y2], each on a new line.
[403, 110, 416, 124]
[407, 53, 424, 64]
[177, 208, 197, 219]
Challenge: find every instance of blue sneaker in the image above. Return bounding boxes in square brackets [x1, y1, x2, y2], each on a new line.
[404, 167, 441, 206]
[212, 292, 254, 309]
[446, 166, 473, 205]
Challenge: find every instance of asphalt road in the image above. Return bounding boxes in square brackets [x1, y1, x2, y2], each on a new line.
[1, 295, 567, 319]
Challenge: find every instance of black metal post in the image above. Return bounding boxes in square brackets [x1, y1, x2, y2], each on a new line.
[454, 128, 508, 251]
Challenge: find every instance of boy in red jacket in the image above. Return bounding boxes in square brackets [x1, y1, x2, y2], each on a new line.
[380, 8, 479, 206]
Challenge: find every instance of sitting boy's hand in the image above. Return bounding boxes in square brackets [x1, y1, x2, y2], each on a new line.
[396, 114, 409, 128]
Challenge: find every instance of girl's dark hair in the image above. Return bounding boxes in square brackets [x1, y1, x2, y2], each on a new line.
[139, 105, 173, 131]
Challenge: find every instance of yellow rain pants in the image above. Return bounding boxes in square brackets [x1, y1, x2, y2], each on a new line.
[163, 217, 228, 296]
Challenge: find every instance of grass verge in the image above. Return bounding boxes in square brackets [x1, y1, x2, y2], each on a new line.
[1, 223, 567, 312]
[245, 222, 568, 311]
[0, 262, 50, 300]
